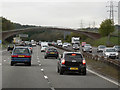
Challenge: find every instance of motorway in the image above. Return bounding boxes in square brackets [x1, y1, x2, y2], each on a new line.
[1, 45, 119, 90]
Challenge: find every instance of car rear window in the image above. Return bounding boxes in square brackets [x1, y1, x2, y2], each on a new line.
[65, 53, 83, 60]
[48, 48, 57, 52]
[14, 48, 29, 54]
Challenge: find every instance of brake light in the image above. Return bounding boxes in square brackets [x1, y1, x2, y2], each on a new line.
[25, 55, 31, 58]
[82, 60, 86, 65]
[72, 54, 76, 56]
[11, 55, 18, 57]
[30, 48, 32, 49]
[46, 51, 49, 53]
[61, 59, 65, 65]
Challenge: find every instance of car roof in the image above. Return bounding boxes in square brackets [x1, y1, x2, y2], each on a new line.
[105, 48, 114, 50]
[63, 52, 82, 54]
[15, 46, 29, 49]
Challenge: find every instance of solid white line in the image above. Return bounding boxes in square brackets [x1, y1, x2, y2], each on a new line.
[87, 68, 120, 86]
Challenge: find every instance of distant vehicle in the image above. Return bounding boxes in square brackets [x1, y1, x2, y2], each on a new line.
[113, 45, 120, 52]
[82, 44, 92, 53]
[52, 41, 57, 45]
[41, 45, 48, 52]
[62, 43, 69, 48]
[71, 37, 80, 45]
[103, 48, 119, 59]
[7, 44, 15, 51]
[32, 43, 36, 47]
[24, 44, 33, 53]
[97, 45, 106, 52]
[41, 42, 49, 47]
[44, 47, 59, 59]
[57, 40, 62, 47]
[72, 44, 80, 50]
[57, 52, 86, 75]
[81, 42, 86, 47]
[11, 47, 31, 66]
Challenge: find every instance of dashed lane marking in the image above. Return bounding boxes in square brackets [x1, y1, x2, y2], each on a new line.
[44, 76, 48, 79]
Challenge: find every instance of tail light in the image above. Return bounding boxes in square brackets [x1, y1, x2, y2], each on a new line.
[11, 55, 18, 57]
[61, 59, 65, 65]
[30, 47, 32, 49]
[46, 51, 49, 53]
[82, 59, 86, 65]
[25, 55, 31, 58]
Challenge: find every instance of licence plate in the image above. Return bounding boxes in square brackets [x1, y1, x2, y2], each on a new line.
[18, 55, 25, 57]
[70, 67, 78, 70]
[50, 52, 55, 54]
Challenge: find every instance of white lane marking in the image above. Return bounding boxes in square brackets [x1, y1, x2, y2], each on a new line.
[38, 61, 40, 62]
[4, 60, 6, 62]
[44, 76, 48, 79]
[0, 63, 2, 66]
[87, 68, 120, 86]
[41, 69, 44, 71]
[39, 64, 41, 66]
[37, 57, 39, 59]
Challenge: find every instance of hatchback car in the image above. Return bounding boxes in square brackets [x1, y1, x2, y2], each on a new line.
[57, 52, 86, 75]
[11, 47, 31, 66]
[97, 45, 106, 52]
[72, 44, 80, 50]
[82, 44, 92, 53]
[41, 45, 48, 52]
[44, 47, 59, 59]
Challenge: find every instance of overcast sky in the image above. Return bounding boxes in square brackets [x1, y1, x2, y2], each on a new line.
[1, 0, 119, 29]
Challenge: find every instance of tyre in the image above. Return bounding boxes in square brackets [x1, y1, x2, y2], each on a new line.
[28, 62, 31, 66]
[57, 67, 59, 73]
[11, 62, 14, 66]
[59, 69, 64, 75]
[82, 68, 86, 75]
[45, 56, 47, 59]
[89, 51, 92, 53]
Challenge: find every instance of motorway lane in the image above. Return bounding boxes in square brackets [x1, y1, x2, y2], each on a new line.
[2, 46, 119, 89]
[37, 46, 118, 88]
[2, 47, 50, 88]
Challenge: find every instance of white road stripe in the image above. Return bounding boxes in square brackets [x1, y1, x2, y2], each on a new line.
[41, 69, 44, 71]
[0, 63, 2, 66]
[44, 76, 48, 79]
[87, 68, 120, 86]
[4, 60, 6, 62]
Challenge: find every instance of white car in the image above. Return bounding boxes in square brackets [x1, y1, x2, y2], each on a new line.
[41, 45, 48, 52]
[113, 45, 120, 52]
[72, 44, 80, 50]
[97, 45, 106, 52]
[58, 43, 62, 47]
[82, 44, 92, 53]
[62, 43, 69, 48]
[103, 48, 119, 59]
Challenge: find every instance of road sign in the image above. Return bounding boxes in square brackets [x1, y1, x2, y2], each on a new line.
[19, 34, 28, 38]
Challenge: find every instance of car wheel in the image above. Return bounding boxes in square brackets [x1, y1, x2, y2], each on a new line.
[82, 68, 86, 75]
[27, 62, 31, 66]
[57, 67, 59, 73]
[45, 56, 47, 59]
[11, 62, 14, 66]
[89, 51, 92, 53]
[59, 69, 64, 75]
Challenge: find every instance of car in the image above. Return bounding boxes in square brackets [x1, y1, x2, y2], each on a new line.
[41, 45, 48, 52]
[24, 44, 33, 53]
[11, 47, 31, 66]
[57, 52, 86, 75]
[58, 43, 62, 47]
[72, 44, 80, 50]
[62, 43, 69, 48]
[81, 42, 86, 47]
[113, 45, 120, 52]
[44, 47, 59, 59]
[32, 43, 36, 47]
[7, 44, 15, 51]
[103, 48, 119, 59]
[97, 45, 106, 52]
[82, 44, 92, 53]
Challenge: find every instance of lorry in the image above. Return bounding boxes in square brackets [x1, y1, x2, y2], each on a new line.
[71, 37, 80, 45]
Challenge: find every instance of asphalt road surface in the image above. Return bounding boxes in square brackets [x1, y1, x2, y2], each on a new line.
[2, 46, 119, 90]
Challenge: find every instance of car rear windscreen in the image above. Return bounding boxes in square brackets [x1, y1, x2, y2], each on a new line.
[65, 53, 83, 60]
[48, 48, 57, 52]
[14, 48, 29, 54]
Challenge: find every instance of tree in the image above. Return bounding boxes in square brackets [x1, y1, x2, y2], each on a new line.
[99, 19, 115, 37]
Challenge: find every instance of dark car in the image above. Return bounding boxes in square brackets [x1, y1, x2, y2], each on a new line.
[11, 47, 31, 66]
[57, 52, 86, 75]
[44, 47, 59, 59]
[7, 44, 15, 51]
